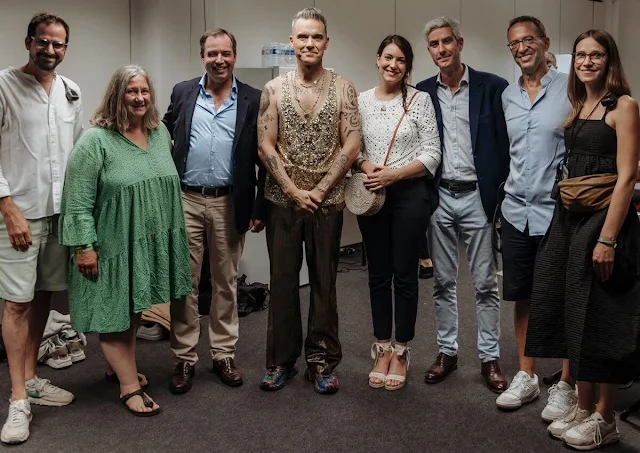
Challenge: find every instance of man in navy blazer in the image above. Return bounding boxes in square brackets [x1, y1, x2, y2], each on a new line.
[416, 16, 510, 394]
[162, 28, 265, 394]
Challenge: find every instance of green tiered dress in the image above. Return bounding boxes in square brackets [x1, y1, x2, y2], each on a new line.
[59, 124, 191, 333]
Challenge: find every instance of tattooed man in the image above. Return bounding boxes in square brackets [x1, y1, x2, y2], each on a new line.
[257, 7, 361, 394]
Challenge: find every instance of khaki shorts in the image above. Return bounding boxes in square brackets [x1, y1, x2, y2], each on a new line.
[0, 215, 68, 303]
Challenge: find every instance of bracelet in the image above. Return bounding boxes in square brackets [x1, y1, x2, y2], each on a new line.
[75, 244, 94, 252]
[352, 158, 364, 172]
[597, 237, 617, 248]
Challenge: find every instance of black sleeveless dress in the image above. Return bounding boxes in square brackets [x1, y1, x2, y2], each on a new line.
[525, 114, 640, 384]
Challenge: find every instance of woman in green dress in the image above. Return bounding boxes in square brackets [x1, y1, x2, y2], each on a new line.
[59, 65, 191, 416]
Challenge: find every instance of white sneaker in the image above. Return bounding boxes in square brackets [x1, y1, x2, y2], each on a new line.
[541, 381, 578, 422]
[26, 376, 74, 407]
[60, 329, 86, 363]
[562, 412, 620, 450]
[1, 399, 32, 445]
[496, 371, 540, 409]
[45, 336, 73, 369]
[548, 406, 591, 439]
[136, 323, 164, 341]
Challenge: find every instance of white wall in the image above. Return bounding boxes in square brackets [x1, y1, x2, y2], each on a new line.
[0, 0, 131, 124]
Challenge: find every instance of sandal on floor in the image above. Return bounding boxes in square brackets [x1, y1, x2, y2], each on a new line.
[369, 342, 393, 389]
[106, 372, 149, 389]
[385, 344, 410, 391]
[120, 389, 161, 417]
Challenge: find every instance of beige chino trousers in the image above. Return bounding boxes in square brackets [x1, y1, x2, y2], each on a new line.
[170, 190, 245, 363]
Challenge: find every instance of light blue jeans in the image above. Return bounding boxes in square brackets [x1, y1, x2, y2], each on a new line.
[428, 187, 500, 362]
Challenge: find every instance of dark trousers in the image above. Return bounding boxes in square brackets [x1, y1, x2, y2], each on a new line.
[357, 178, 430, 343]
[265, 201, 343, 374]
[420, 234, 430, 260]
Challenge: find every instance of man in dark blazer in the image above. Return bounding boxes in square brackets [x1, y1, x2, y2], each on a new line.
[416, 16, 510, 394]
[162, 28, 265, 394]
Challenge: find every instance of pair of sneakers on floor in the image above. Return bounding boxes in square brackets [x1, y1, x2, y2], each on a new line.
[260, 365, 340, 394]
[497, 371, 619, 450]
[1, 376, 74, 445]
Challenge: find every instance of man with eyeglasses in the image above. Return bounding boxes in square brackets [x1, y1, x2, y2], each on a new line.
[497, 16, 576, 421]
[0, 13, 81, 445]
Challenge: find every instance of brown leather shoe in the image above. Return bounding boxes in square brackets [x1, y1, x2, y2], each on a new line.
[424, 352, 458, 384]
[212, 357, 243, 387]
[169, 362, 195, 394]
[481, 360, 508, 393]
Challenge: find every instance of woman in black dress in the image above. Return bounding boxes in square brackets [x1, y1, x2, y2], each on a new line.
[526, 30, 640, 450]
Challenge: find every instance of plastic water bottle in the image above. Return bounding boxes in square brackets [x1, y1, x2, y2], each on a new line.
[285, 43, 296, 66]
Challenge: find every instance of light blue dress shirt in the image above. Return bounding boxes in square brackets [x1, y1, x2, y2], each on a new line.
[183, 74, 237, 187]
[437, 64, 476, 182]
[501, 68, 572, 235]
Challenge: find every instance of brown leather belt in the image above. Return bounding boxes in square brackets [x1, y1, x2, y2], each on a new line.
[181, 184, 232, 197]
[440, 180, 477, 192]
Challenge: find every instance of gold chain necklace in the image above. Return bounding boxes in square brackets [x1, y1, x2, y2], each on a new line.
[293, 70, 326, 115]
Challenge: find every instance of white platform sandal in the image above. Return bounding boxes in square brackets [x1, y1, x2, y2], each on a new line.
[369, 342, 393, 389]
[385, 344, 410, 391]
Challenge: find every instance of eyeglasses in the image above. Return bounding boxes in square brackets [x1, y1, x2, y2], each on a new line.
[31, 37, 67, 51]
[574, 51, 607, 64]
[507, 36, 543, 52]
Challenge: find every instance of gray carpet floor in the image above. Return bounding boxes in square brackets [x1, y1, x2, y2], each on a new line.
[1, 247, 639, 452]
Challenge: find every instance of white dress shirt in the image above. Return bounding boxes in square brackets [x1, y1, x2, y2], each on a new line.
[0, 67, 83, 219]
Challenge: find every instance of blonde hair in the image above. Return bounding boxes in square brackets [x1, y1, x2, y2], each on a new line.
[91, 65, 159, 132]
[292, 7, 327, 34]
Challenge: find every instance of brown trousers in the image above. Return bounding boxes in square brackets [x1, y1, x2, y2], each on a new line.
[265, 201, 343, 374]
[170, 190, 244, 364]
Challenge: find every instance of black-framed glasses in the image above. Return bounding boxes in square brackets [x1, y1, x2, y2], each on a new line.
[574, 51, 607, 64]
[507, 36, 544, 52]
[31, 37, 67, 51]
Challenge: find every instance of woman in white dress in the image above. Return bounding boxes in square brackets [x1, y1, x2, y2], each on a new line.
[353, 35, 441, 390]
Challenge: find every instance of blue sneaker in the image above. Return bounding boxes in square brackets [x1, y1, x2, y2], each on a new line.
[259, 365, 298, 391]
[305, 369, 340, 395]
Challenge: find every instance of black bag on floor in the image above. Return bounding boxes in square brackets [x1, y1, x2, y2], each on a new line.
[237, 274, 270, 317]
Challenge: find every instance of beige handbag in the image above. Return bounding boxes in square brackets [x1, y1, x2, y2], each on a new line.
[345, 92, 418, 216]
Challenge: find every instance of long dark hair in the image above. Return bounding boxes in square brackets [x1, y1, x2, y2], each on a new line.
[377, 35, 414, 111]
[565, 29, 631, 128]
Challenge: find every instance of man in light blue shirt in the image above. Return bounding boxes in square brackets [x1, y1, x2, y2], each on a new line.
[183, 74, 237, 187]
[497, 16, 576, 420]
[417, 16, 510, 393]
[163, 28, 265, 393]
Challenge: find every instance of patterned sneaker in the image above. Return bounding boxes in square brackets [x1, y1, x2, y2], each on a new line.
[496, 371, 540, 409]
[259, 365, 298, 391]
[1, 399, 32, 445]
[542, 381, 578, 422]
[562, 412, 620, 450]
[548, 406, 591, 439]
[26, 376, 74, 407]
[305, 369, 340, 395]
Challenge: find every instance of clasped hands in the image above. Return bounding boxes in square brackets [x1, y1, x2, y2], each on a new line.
[361, 161, 400, 192]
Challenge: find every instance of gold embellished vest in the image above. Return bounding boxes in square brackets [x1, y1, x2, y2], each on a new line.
[265, 70, 344, 206]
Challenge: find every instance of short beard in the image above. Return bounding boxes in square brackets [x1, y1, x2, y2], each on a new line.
[33, 54, 58, 72]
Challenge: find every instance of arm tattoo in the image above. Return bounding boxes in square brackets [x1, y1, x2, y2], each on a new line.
[259, 87, 271, 117]
[266, 155, 278, 172]
[318, 154, 350, 193]
[340, 82, 361, 139]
